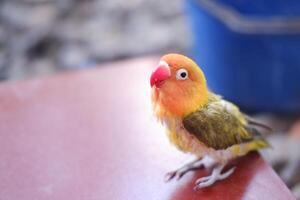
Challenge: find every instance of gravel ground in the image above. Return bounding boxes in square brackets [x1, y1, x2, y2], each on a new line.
[0, 0, 189, 80]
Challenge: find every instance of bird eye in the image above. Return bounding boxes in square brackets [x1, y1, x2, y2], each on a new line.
[176, 68, 188, 80]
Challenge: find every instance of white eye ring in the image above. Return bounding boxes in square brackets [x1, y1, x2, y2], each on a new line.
[176, 68, 188, 80]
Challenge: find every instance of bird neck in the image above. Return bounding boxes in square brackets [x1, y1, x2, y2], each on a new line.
[152, 85, 209, 119]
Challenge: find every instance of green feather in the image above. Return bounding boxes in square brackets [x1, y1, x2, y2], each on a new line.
[182, 93, 269, 150]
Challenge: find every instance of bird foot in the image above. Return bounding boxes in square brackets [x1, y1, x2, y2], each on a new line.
[194, 164, 236, 189]
[165, 156, 216, 182]
[164, 166, 198, 182]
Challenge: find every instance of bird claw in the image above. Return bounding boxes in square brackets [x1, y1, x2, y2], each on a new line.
[194, 165, 236, 190]
[195, 175, 211, 184]
[165, 159, 208, 182]
[164, 171, 177, 182]
[164, 168, 191, 182]
[165, 156, 217, 182]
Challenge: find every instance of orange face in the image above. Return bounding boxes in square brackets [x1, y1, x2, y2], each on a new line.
[150, 54, 209, 117]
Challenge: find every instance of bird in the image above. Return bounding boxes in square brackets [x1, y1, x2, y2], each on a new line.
[150, 53, 271, 189]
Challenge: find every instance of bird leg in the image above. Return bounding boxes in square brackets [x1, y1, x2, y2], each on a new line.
[194, 163, 236, 189]
[165, 156, 216, 182]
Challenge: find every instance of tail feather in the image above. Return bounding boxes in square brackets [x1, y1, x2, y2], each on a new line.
[229, 138, 270, 157]
[245, 115, 273, 132]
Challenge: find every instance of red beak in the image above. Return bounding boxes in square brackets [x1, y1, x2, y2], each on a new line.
[150, 61, 171, 88]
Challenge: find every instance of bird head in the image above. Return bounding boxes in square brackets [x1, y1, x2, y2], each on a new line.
[150, 54, 209, 117]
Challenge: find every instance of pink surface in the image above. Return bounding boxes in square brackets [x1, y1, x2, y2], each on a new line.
[0, 58, 295, 200]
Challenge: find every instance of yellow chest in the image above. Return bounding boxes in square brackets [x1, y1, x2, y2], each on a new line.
[167, 130, 191, 152]
[163, 118, 210, 157]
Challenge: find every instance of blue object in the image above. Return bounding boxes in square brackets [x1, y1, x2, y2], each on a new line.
[185, 0, 300, 113]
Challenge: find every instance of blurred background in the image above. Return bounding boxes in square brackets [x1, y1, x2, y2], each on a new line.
[1, 0, 300, 198]
[0, 0, 188, 80]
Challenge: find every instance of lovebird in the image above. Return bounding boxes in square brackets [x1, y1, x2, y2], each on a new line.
[150, 54, 271, 189]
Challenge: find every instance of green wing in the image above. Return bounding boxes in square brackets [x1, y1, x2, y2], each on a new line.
[182, 94, 261, 150]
